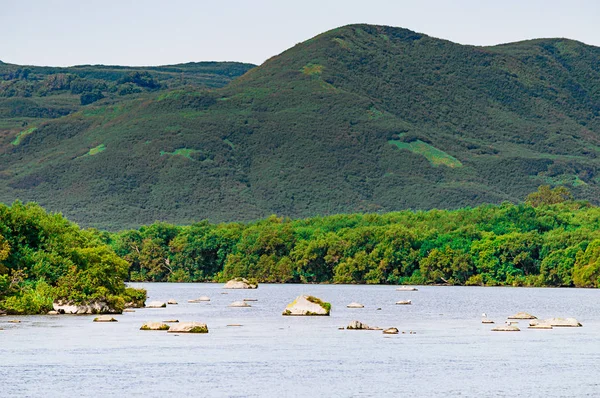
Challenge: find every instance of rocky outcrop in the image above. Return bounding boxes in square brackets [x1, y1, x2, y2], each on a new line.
[223, 278, 258, 289]
[167, 322, 209, 333]
[145, 301, 167, 308]
[346, 302, 364, 308]
[530, 318, 582, 327]
[508, 312, 537, 320]
[282, 295, 331, 316]
[383, 327, 399, 334]
[395, 300, 412, 305]
[396, 286, 418, 291]
[140, 322, 170, 331]
[229, 301, 251, 307]
[167, 299, 178, 305]
[53, 300, 117, 314]
[93, 315, 117, 322]
[188, 296, 210, 303]
[491, 325, 520, 331]
[346, 320, 381, 330]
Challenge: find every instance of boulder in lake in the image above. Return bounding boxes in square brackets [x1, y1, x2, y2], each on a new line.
[93, 315, 117, 322]
[528, 323, 553, 329]
[8, 319, 21, 323]
[347, 302, 364, 308]
[347, 320, 376, 330]
[47, 311, 59, 315]
[167, 322, 208, 333]
[123, 309, 136, 313]
[491, 325, 520, 332]
[146, 301, 167, 308]
[53, 300, 116, 314]
[223, 278, 257, 289]
[163, 319, 179, 323]
[188, 296, 211, 303]
[482, 318, 495, 324]
[167, 299, 178, 305]
[396, 286, 418, 291]
[243, 298, 258, 302]
[530, 318, 582, 327]
[395, 300, 412, 305]
[282, 295, 331, 316]
[383, 327, 399, 334]
[140, 322, 170, 331]
[230, 301, 251, 308]
[507, 312, 537, 320]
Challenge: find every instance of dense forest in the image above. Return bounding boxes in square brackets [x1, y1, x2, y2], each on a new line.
[108, 187, 600, 288]
[2, 24, 600, 229]
[0, 201, 145, 314]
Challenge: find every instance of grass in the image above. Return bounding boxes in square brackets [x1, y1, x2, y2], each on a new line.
[302, 63, 324, 76]
[389, 140, 463, 168]
[88, 144, 106, 156]
[11, 127, 37, 145]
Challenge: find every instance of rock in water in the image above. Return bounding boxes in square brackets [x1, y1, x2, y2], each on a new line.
[396, 286, 418, 291]
[47, 311, 59, 315]
[223, 278, 258, 289]
[123, 309, 136, 313]
[140, 322, 170, 331]
[7, 320, 21, 323]
[482, 318, 495, 324]
[346, 320, 381, 330]
[528, 323, 553, 329]
[146, 301, 167, 308]
[507, 312, 537, 320]
[167, 299, 178, 305]
[347, 302, 364, 308]
[383, 327, 399, 334]
[53, 300, 115, 314]
[530, 318, 582, 327]
[229, 301, 251, 307]
[188, 296, 211, 303]
[491, 325, 520, 332]
[167, 322, 208, 333]
[395, 300, 412, 305]
[243, 298, 258, 302]
[93, 316, 117, 322]
[282, 295, 331, 316]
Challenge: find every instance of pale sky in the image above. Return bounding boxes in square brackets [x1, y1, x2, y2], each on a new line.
[1, 0, 599, 67]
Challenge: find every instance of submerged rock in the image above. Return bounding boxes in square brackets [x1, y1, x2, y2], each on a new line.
[146, 301, 167, 308]
[491, 325, 520, 332]
[383, 327, 399, 334]
[188, 296, 211, 303]
[530, 318, 582, 327]
[396, 286, 418, 291]
[395, 300, 412, 305]
[347, 302, 364, 308]
[229, 301, 251, 308]
[140, 322, 170, 331]
[223, 278, 258, 289]
[507, 312, 537, 320]
[167, 299, 178, 305]
[243, 298, 258, 302]
[282, 295, 331, 316]
[53, 300, 116, 314]
[167, 322, 208, 333]
[93, 315, 117, 322]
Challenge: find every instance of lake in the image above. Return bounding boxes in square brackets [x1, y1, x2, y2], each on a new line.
[1, 283, 599, 397]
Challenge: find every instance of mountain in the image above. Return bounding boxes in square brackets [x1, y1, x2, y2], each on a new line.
[1, 24, 599, 230]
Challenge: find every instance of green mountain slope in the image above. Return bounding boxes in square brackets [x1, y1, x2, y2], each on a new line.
[1, 24, 599, 229]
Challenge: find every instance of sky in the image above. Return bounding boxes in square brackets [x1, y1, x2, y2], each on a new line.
[1, 0, 599, 67]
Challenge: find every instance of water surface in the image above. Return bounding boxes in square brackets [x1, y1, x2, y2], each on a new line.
[1, 284, 599, 397]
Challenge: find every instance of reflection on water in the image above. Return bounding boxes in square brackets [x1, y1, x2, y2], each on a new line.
[2, 283, 600, 397]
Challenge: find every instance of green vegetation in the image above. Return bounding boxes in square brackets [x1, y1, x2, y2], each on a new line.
[1, 24, 600, 230]
[160, 148, 201, 160]
[11, 127, 37, 145]
[389, 139, 462, 168]
[109, 187, 600, 288]
[85, 144, 106, 156]
[307, 296, 331, 313]
[0, 201, 146, 314]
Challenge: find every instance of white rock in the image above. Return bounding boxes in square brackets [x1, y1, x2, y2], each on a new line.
[507, 312, 537, 319]
[491, 325, 520, 332]
[167, 299, 178, 305]
[383, 327, 399, 334]
[188, 296, 211, 303]
[347, 302, 364, 308]
[146, 301, 167, 308]
[140, 322, 170, 331]
[223, 278, 257, 289]
[167, 322, 208, 333]
[396, 286, 418, 291]
[282, 295, 330, 316]
[395, 300, 412, 305]
[530, 318, 582, 327]
[229, 301, 251, 307]
[93, 315, 117, 322]
[53, 300, 114, 314]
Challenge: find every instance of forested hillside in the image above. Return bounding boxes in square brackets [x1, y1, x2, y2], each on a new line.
[1, 24, 600, 229]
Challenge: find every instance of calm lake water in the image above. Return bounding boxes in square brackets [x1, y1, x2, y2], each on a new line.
[1, 283, 600, 397]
